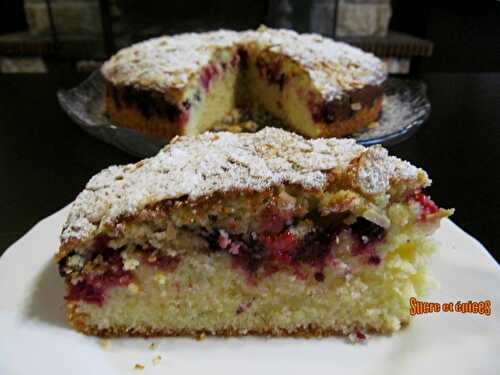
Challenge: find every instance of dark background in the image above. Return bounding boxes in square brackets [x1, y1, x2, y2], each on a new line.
[0, 2, 499, 261]
[391, 1, 500, 73]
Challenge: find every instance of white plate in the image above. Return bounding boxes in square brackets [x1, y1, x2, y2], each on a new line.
[0, 206, 499, 375]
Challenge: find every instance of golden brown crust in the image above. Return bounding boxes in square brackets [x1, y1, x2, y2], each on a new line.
[66, 303, 408, 338]
[105, 90, 186, 141]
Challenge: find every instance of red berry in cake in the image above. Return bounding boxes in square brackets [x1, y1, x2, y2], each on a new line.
[292, 231, 333, 268]
[141, 247, 180, 271]
[200, 63, 220, 91]
[350, 218, 385, 243]
[228, 242, 242, 255]
[314, 272, 325, 282]
[292, 266, 308, 281]
[93, 234, 112, 251]
[367, 255, 381, 266]
[179, 109, 190, 125]
[259, 231, 298, 263]
[65, 253, 134, 306]
[356, 330, 366, 340]
[411, 190, 439, 219]
[259, 210, 288, 234]
[218, 230, 231, 249]
[148, 254, 180, 270]
[230, 52, 241, 68]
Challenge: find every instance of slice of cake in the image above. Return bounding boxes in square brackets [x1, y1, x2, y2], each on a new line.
[56, 128, 452, 338]
[101, 27, 386, 141]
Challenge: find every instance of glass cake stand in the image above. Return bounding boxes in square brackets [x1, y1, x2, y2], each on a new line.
[58, 71, 430, 158]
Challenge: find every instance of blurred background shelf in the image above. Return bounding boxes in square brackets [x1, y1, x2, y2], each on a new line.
[0, 0, 439, 75]
[0, 32, 106, 59]
[0, 29, 432, 59]
[338, 31, 433, 58]
[1, 1, 498, 75]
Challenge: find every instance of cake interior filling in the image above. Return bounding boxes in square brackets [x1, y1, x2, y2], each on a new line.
[243, 50, 383, 137]
[60, 189, 442, 307]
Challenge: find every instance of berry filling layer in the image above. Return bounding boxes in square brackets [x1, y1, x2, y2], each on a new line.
[65, 253, 134, 306]
[305, 85, 383, 125]
[60, 190, 446, 306]
[64, 244, 179, 306]
[202, 215, 385, 283]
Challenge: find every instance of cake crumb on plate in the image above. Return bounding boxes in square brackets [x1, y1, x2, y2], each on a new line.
[152, 355, 162, 365]
[99, 339, 111, 349]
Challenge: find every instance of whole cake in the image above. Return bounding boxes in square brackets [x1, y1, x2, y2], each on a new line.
[56, 128, 452, 338]
[102, 26, 386, 140]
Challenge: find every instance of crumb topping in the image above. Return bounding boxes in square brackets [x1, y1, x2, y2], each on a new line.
[242, 27, 386, 99]
[101, 27, 385, 100]
[60, 128, 428, 247]
[102, 30, 240, 92]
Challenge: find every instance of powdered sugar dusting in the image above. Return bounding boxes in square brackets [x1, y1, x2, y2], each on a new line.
[101, 27, 385, 100]
[61, 128, 428, 245]
[243, 28, 385, 100]
[101, 30, 240, 92]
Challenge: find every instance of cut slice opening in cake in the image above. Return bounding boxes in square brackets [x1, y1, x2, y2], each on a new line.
[243, 49, 384, 138]
[183, 49, 245, 136]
